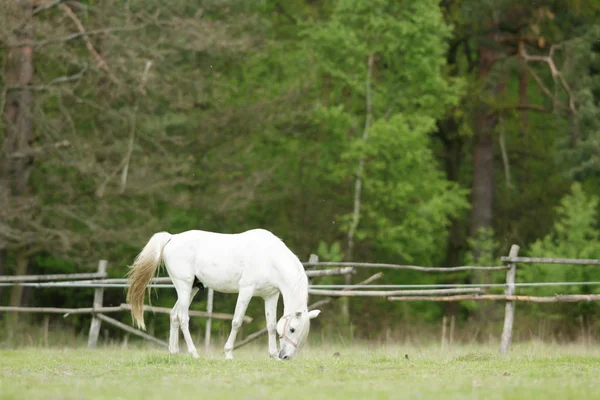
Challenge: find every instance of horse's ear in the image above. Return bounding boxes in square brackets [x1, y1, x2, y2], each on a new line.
[295, 311, 302, 318]
[308, 310, 321, 319]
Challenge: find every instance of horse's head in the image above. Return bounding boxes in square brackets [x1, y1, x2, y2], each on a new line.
[277, 309, 321, 360]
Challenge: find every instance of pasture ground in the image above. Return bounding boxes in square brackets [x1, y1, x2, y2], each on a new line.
[1, 341, 599, 399]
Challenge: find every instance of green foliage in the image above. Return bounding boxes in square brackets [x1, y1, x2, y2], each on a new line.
[465, 228, 499, 267]
[559, 26, 600, 180]
[525, 183, 600, 289]
[302, 0, 467, 264]
[355, 115, 469, 264]
[316, 241, 343, 262]
[2, 0, 600, 339]
[306, 0, 459, 116]
[516, 183, 600, 320]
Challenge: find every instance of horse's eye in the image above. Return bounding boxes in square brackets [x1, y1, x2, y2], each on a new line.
[290, 328, 295, 333]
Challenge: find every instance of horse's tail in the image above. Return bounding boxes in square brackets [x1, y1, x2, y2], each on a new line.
[126, 231, 172, 330]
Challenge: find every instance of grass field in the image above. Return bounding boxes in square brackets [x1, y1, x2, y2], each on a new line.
[1, 341, 600, 399]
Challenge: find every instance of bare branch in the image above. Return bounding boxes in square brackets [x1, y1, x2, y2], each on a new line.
[12, 25, 147, 48]
[33, 0, 66, 15]
[120, 60, 152, 193]
[505, 104, 551, 113]
[525, 66, 569, 113]
[59, 4, 120, 85]
[7, 64, 88, 91]
[518, 41, 576, 115]
[498, 121, 513, 190]
[49, 206, 100, 231]
[347, 53, 374, 260]
[96, 156, 127, 198]
[65, 1, 101, 13]
[8, 140, 70, 159]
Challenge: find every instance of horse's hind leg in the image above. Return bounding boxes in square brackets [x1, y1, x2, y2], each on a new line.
[169, 287, 199, 355]
[169, 299, 180, 354]
[172, 278, 200, 358]
[224, 286, 254, 360]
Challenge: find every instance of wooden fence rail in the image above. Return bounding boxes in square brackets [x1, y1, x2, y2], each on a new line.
[500, 256, 600, 265]
[118, 303, 251, 323]
[2, 247, 599, 356]
[233, 272, 384, 350]
[0, 306, 123, 315]
[303, 262, 509, 272]
[388, 294, 600, 302]
[0, 258, 356, 350]
[96, 313, 168, 348]
[0, 272, 107, 282]
[308, 287, 483, 297]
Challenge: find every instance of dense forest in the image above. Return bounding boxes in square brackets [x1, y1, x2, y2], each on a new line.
[1, 0, 600, 344]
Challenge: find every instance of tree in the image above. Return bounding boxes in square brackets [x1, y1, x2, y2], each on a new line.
[304, 0, 467, 264]
[0, 0, 263, 310]
[1, 0, 35, 312]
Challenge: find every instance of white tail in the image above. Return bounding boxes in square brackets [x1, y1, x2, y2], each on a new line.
[126, 232, 172, 330]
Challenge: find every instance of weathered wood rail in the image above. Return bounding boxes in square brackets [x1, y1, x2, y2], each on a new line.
[0, 260, 358, 349]
[2, 246, 598, 355]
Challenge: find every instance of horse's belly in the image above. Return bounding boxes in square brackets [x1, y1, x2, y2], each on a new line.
[194, 255, 249, 293]
[201, 278, 240, 293]
[196, 267, 240, 293]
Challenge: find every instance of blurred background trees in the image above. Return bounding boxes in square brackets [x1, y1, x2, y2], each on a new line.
[1, 0, 599, 343]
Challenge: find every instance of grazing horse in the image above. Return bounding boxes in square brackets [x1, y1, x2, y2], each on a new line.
[126, 229, 320, 360]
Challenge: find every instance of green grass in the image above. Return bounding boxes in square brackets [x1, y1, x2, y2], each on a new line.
[1, 342, 600, 399]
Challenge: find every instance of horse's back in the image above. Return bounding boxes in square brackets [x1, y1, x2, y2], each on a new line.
[163, 228, 299, 293]
[170, 228, 282, 251]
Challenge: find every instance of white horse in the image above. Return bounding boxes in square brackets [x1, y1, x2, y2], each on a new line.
[126, 229, 320, 360]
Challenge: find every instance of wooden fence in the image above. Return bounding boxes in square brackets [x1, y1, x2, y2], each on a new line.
[1, 244, 599, 354]
[0, 262, 356, 349]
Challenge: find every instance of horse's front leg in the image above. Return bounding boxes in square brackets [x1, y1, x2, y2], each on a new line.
[264, 293, 280, 360]
[224, 286, 254, 360]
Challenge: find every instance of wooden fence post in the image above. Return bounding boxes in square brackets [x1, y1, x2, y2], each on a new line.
[87, 260, 108, 348]
[499, 245, 519, 354]
[441, 315, 448, 349]
[204, 288, 214, 354]
[449, 315, 455, 346]
[307, 254, 318, 301]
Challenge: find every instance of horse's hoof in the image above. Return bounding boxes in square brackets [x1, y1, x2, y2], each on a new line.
[225, 353, 234, 360]
[190, 351, 200, 359]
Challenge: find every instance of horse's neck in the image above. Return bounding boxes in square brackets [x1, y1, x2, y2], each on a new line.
[280, 270, 309, 315]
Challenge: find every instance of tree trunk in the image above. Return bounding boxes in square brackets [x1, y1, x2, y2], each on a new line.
[343, 54, 374, 331]
[8, 252, 29, 308]
[470, 45, 499, 261]
[441, 121, 465, 268]
[518, 60, 528, 137]
[439, 38, 467, 320]
[440, 37, 464, 268]
[3, 5, 35, 196]
[0, 250, 5, 302]
[2, 1, 35, 317]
